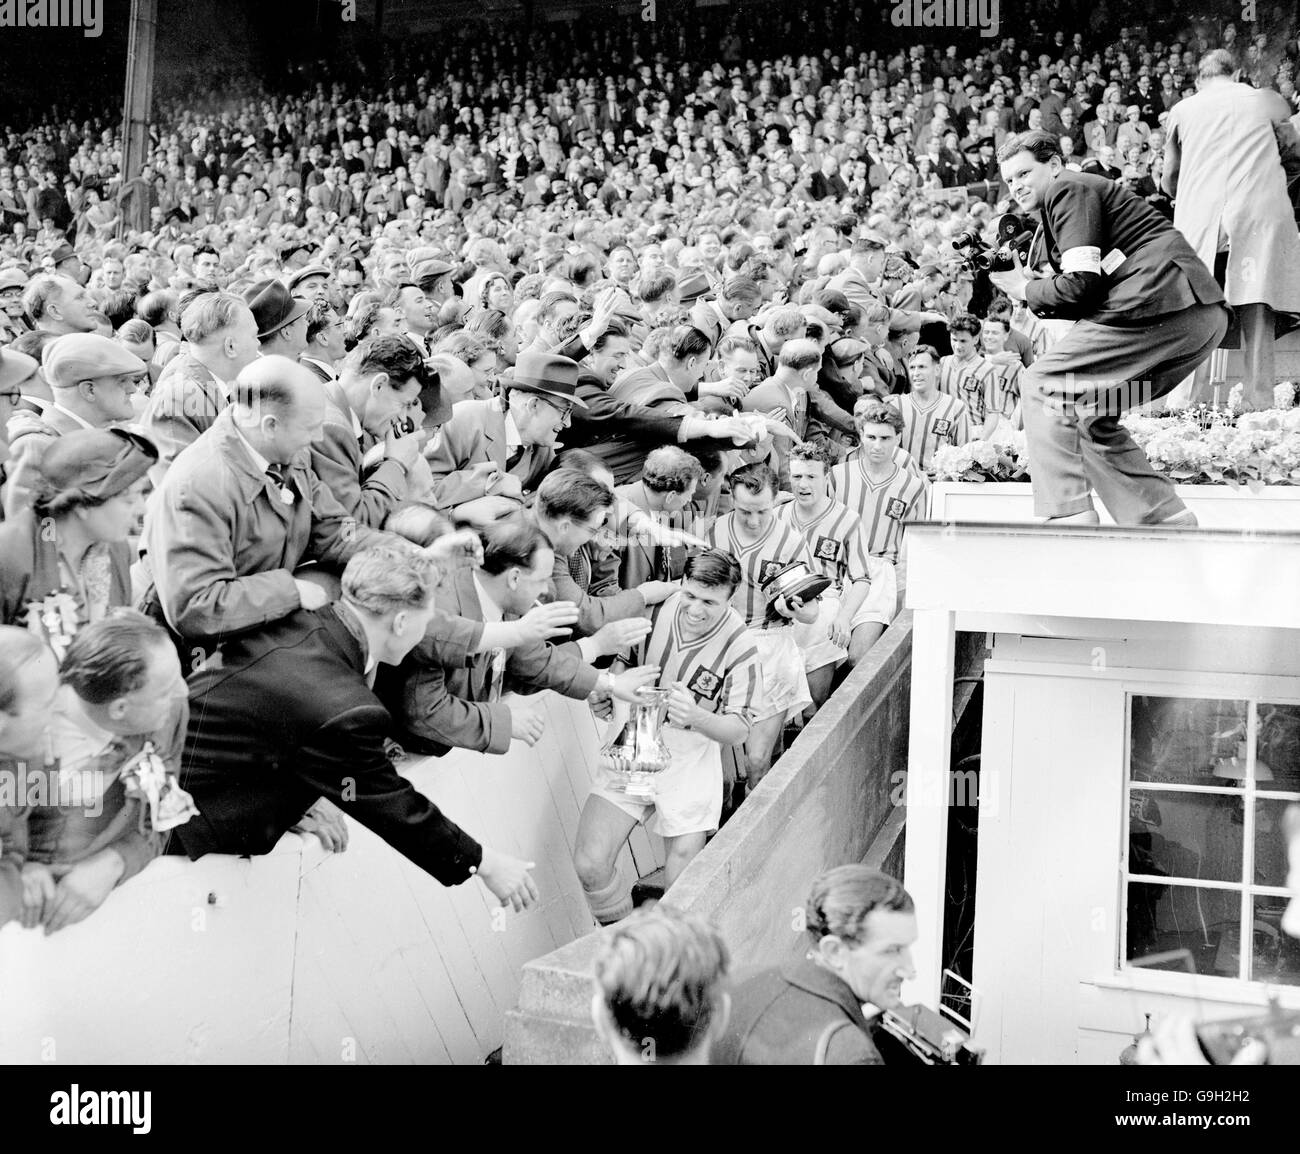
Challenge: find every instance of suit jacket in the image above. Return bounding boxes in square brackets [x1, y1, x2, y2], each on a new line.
[177, 604, 483, 885]
[3, 404, 97, 519]
[1024, 170, 1224, 325]
[139, 353, 228, 486]
[425, 398, 553, 511]
[711, 958, 885, 1065]
[141, 406, 388, 645]
[382, 567, 599, 756]
[24, 693, 187, 884]
[564, 370, 685, 486]
[311, 384, 409, 527]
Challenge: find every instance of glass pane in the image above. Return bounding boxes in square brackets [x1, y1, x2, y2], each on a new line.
[1254, 799, 1297, 888]
[1129, 789, 1244, 883]
[1126, 882, 1243, 978]
[1250, 895, 1300, 987]
[1130, 696, 1247, 788]
[1256, 704, 1300, 793]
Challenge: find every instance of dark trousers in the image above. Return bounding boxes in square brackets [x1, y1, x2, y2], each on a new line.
[1022, 302, 1230, 523]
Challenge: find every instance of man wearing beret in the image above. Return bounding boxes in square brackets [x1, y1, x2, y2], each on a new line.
[4, 334, 146, 519]
[0, 428, 156, 648]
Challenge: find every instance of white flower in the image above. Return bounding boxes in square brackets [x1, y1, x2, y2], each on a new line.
[1274, 381, 1297, 410]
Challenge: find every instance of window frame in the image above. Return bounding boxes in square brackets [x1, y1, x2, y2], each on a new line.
[1120, 688, 1300, 989]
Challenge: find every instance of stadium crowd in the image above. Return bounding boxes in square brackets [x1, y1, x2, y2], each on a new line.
[0, 3, 1294, 936]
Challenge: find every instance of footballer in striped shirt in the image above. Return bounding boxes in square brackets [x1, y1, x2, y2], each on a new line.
[705, 465, 817, 631]
[781, 442, 896, 705]
[705, 462, 819, 786]
[832, 398, 929, 564]
[575, 550, 761, 912]
[895, 345, 972, 474]
[940, 314, 1002, 436]
[980, 314, 1025, 434]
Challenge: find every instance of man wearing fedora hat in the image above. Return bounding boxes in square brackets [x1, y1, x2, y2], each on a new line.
[426, 350, 588, 523]
[4, 334, 147, 519]
[245, 278, 312, 360]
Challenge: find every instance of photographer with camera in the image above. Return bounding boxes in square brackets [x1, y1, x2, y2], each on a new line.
[988, 130, 1228, 527]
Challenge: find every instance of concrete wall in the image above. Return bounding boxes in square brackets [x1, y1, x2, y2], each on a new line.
[503, 612, 915, 1064]
[0, 693, 662, 1065]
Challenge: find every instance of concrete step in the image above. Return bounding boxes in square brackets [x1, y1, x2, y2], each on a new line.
[502, 1009, 607, 1066]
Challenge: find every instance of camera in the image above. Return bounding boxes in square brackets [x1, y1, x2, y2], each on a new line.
[951, 212, 1035, 274]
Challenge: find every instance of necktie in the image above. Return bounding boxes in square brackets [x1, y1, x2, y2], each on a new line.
[504, 445, 525, 471]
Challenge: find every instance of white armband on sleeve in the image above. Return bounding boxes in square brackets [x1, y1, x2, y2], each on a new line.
[1060, 245, 1102, 274]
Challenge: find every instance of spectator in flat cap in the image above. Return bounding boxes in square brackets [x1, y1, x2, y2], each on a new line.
[0, 428, 156, 658]
[287, 264, 333, 304]
[4, 334, 147, 519]
[244, 278, 312, 360]
[138, 292, 262, 486]
[0, 267, 31, 343]
[22, 274, 100, 338]
[410, 252, 455, 310]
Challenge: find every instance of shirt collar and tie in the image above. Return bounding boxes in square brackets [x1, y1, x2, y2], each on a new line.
[232, 422, 297, 503]
[502, 410, 526, 471]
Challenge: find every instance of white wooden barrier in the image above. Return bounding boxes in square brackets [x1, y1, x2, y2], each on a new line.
[0, 693, 662, 1064]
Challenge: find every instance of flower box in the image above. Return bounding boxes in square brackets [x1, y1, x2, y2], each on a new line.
[930, 481, 1300, 530]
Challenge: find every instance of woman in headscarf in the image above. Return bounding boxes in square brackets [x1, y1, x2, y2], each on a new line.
[0, 427, 156, 662]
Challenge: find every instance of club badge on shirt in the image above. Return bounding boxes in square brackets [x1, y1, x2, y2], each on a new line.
[813, 536, 840, 562]
[759, 560, 785, 584]
[687, 667, 722, 701]
[933, 418, 953, 438]
[886, 498, 908, 520]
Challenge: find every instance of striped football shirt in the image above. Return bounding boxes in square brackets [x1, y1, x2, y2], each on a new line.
[706, 512, 814, 629]
[639, 592, 761, 723]
[938, 353, 999, 427]
[985, 358, 1024, 429]
[894, 391, 971, 473]
[829, 456, 929, 563]
[777, 497, 870, 589]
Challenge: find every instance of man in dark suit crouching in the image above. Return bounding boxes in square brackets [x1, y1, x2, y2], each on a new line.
[170, 542, 538, 910]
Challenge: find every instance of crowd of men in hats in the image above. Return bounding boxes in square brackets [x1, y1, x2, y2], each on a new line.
[0, 3, 1292, 937]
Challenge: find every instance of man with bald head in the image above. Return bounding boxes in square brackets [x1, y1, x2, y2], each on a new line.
[141, 355, 395, 654]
